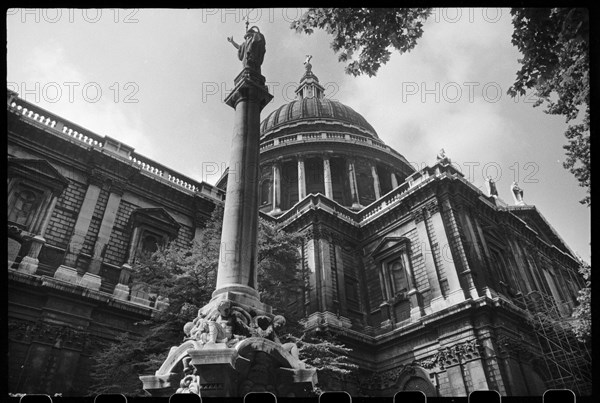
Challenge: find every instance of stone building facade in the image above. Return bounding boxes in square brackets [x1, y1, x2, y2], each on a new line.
[7, 89, 224, 395]
[7, 61, 591, 397]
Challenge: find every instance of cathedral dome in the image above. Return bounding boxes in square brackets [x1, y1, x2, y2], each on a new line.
[260, 97, 378, 139]
[256, 59, 415, 215]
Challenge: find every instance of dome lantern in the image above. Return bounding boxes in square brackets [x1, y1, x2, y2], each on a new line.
[295, 55, 325, 100]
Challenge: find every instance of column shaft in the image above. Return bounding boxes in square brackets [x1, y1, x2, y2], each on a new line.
[63, 182, 102, 267]
[391, 172, 399, 188]
[30, 191, 52, 235]
[38, 195, 58, 237]
[429, 203, 466, 303]
[347, 159, 361, 209]
[271, 162, 282, 214]
[371, 164, 381, 199]
[298, 157, 306, 200]
[215, 75, 271, 300]
[88, 191, 123, 275]
[323, 155, 333, 198]
[414, 211, 444, 309]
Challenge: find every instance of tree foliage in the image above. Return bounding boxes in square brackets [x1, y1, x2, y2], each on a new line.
[257, 219, 304, 317]
[291, 8, 431, 77]
[571, 262, 591, 344]
[285, 330, 358, 392]
[508, 8, 590, 206]
[292, 8, 590, 205]
[89, 207, 356, 395]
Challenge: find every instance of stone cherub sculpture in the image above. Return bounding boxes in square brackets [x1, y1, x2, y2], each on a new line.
[251, 314, 300, 360]
[186, 300, 252, 346]
[227, 26, 266, 72]
[176, 374, 201, 394]
[183, 311, 210, 344]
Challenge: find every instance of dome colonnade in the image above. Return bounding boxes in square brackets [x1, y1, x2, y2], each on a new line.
[257, 59, 415, 216]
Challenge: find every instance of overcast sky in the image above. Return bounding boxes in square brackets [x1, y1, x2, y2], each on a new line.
[6, 8, 590, 261]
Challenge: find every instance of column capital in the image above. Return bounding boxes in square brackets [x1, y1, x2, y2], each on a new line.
[109, 180, 127, 195]
[412, 208, 425, 223]
[88, 169, 106, 187]
[224, 68, 273, 112]
[425, 199, 440, 215]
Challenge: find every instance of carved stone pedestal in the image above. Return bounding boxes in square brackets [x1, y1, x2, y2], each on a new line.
[140, 337, 316, 397]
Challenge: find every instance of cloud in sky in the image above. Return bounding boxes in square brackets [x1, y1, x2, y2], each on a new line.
[6, 8, 589, 261]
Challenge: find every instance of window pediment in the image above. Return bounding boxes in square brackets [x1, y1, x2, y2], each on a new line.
[371, 236, 411, 261]
[8, 158, 69, 195]
[129, 207, 180, 239]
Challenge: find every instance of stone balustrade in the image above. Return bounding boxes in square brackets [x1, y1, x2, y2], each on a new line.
[8, 93, 224, 201]
[259, 130, 406, 162]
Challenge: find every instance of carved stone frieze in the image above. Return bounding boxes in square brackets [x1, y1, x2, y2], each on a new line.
[8, 319, 89, 351]
[412, 338, 485, 372]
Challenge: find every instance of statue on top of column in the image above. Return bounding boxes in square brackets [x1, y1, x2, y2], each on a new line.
[227, 25, 266, 73]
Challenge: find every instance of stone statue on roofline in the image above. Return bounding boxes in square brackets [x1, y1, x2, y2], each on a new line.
[227, 24, 266, 73]
[511, 181, 524, 205]
[436, 148, 451, 164]
[485, 176, 498, 197]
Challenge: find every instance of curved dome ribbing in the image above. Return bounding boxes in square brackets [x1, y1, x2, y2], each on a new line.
[260, 97, 378, 139]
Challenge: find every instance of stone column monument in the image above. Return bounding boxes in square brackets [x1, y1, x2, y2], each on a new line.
[139, 26, 316, 397]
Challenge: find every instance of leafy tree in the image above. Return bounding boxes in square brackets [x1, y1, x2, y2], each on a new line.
[283, 330, 358, 394]
[89, 206, 356, 395]
[291, 8, 431, 77]
[507, 8, 589, 206]
[571, 262, 591, 344]
[292, 8, 590, 205]
[257, 218, 304, 317]
[89, 206, 224, 396]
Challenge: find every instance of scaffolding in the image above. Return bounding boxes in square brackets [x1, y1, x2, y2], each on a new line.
[514, 290, 592, 395]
